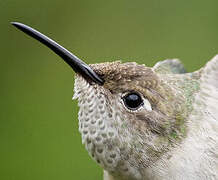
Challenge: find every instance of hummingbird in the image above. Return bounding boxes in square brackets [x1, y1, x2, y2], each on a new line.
[12, 22, 218, 180]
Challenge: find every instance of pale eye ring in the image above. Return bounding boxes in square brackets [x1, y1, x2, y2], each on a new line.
[122, 92, 144, 111]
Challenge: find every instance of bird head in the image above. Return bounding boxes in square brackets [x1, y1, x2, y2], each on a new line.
[73, 61, 191, 179]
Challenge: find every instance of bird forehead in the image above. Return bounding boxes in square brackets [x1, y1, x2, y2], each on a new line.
[90, 61, 158, 91]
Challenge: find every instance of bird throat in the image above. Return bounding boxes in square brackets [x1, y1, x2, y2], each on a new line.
[73, 75, 145, 179]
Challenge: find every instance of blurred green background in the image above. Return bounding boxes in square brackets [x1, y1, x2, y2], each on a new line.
[1, 0, 218, 179]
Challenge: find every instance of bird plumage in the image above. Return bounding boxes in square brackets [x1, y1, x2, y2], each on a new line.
[74, 56, 218, 180]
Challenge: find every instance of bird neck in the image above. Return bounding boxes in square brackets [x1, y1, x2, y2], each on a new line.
[142, 110, 218, 180]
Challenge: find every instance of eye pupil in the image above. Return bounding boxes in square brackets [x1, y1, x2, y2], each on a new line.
[123, 93, 143, 110]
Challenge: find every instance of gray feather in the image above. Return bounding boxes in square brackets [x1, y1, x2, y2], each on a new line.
[153, 59, 187, 74]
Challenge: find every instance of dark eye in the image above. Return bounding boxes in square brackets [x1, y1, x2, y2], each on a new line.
[122, 92, 144, 110]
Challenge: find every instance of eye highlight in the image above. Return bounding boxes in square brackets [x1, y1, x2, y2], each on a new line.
[122, 92, 144, 110]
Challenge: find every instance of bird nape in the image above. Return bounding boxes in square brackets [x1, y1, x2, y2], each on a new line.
[12, 22, 218, 180]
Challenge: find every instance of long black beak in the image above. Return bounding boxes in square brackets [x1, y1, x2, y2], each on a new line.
[11, 22, 104, 85]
